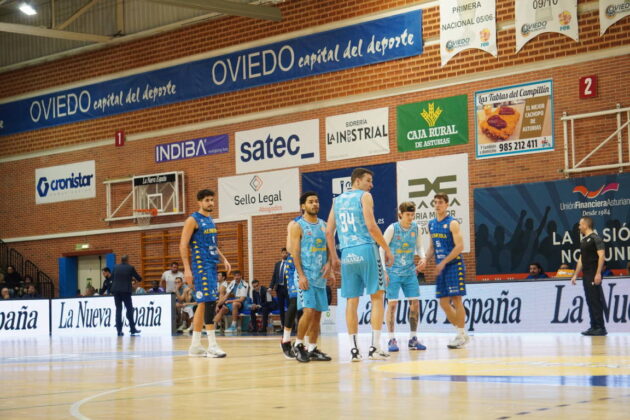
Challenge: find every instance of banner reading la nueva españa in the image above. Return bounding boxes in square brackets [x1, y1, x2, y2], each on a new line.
[0, 10, 422, 137]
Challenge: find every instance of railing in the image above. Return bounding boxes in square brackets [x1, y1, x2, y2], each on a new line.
[0, 239, 56, 298]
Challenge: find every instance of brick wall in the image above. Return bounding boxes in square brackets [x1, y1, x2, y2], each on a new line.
[1, 0, 629, 298]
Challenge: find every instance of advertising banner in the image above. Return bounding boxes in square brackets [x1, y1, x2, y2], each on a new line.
[397, 94, 468, 151]
[336, 278, 630, 333]
[396, 154, 470, 252]
[439, 0, 497, 66]
[235, 120, 319, 174]
[0, 11, 422, 137]
[35, 160, 96, 204]
[325, 107, 389, 161]
[474, 173, 630, 279]
[475, 80, 554, 159]
[600, 1, 630, 35]
[219, 168, 300, 217]
[155, 134, 228, 163]
[0, 299, 50, 338]
[301, 163, 397, 233]
[515, 0, 578, 52]
[50, 294, 174, 336]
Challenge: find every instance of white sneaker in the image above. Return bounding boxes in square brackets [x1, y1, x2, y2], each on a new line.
[205, 345, 227, 358]
[188, 344, 206, 357]
[368, 346, 390, 360]
[447, 335, 467, 349]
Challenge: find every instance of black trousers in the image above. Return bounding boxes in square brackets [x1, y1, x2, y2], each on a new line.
[114, 292, 136, 333]
[582, 274, 606, 330]
[275, 284, 289, 327]
[250, 303, 274, 331]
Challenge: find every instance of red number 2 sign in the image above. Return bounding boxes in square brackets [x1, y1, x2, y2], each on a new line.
[579, 75, 597, 99]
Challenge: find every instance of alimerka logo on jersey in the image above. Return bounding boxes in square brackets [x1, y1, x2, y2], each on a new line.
[572, 183, 619, 199]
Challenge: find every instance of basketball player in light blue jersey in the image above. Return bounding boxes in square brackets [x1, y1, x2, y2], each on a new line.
[180, 189, 231, 358]
[380, 202, 427, 352]
[289, 191, 333, 362]
[424, 193, 469, 349]
[326, 168, 394, 361]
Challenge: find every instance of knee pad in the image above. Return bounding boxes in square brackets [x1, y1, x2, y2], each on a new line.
[284, 298, 298, 329]
[204, 301, 216, 325]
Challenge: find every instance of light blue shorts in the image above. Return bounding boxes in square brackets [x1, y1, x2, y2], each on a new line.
[340, 243, 385, 298]
[385, 273, 420, 300]
[298, 285, 328, 312]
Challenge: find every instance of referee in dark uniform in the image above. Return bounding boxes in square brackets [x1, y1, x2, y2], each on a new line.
[571, 217, 607, 336]
[111, 255, 142, 336]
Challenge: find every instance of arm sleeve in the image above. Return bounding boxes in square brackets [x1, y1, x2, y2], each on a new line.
[415, 225, 426, 258]
[379, 225, 394, 270]
[594, 235, 605, 251]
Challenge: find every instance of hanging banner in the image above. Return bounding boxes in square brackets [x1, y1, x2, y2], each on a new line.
[397, 94, 468, 151]
[301, 163, 397, 232]
[0, 10, 422, 137]
[235, 119, 319, 174]
[515, 0, 578, 52]
[336, 278, 630, 333]
[439, 0, 497, 66]
[219, 168, 300, 217]
[325, 107, 390, 161]
[475, 79, 554, 159]
[600, 1, 630, 35]
[474, 173, 630, 280]
[396, 154, 470, 253]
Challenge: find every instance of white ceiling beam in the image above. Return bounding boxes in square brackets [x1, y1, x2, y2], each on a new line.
[149, 0, 282, 21]
[0, 22, 112, 43]
[55, 0, 101, 31]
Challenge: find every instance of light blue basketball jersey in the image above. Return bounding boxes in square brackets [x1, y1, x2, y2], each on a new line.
[428, 215, 457, 263]
[388, 221, 419, 276]
[190, 212, 219, 265]
[297, 217, 328, 288]
[333, 189, 374, 250]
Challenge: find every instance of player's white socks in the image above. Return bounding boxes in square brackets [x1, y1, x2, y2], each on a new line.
[295, 339, 303, 346]
[457, 327, 466, 337]
[308, 343, 316, 352]
[207, 329, 217, 347]
[349, 334, 358, 349]
[305, 336, 310, 346]
[282, 328, 291, 343]
[372, 330, 382, 349]
[388, 332, 395, 340]
[192, 331, 202, 346]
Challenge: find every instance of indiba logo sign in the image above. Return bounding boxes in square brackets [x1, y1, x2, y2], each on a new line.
[235, 119, 320, 174]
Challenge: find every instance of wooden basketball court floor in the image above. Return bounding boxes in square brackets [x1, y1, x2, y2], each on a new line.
[0, 333, 628, 419]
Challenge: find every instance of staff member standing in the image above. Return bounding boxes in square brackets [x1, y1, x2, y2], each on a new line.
[571, 217, 607, 336]
[111, 255, 142, 336]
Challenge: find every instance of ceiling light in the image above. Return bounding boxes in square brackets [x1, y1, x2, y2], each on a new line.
[19, 2, 37, 16]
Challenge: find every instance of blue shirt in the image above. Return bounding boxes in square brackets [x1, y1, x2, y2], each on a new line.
[297, 217, 328, 288]
[190, 212, 219, 266]
[428, 215, 458, 264]
[388, 221, 420, 276]
[333, 189, 374, 250]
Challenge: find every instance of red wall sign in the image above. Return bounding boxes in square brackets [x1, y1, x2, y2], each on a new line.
[115, 130, 125, 147]
[579, 75, 597, 99]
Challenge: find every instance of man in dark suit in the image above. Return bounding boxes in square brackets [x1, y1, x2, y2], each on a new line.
[250, 279, 274, 332]
[111, 255, 142, 336]
[269, 248, 290, 327]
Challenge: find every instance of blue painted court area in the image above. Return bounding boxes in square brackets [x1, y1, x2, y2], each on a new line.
[397, 375, 630, 388]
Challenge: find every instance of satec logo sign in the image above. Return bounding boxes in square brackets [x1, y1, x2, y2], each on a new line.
[235, 119, 319, 174]
[35, 160, 96, 204]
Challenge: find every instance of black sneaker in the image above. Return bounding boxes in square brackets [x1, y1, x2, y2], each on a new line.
[581, 328, 595, 336]
[117, 331, 124, 337]
[308, 347, 332, 361]
[130, 329, 141, 336]
[583, 328, 607, 336]
[350, 347, 362, 362]
[281, 341, 295, 360]
[294, 343, 310, 363]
